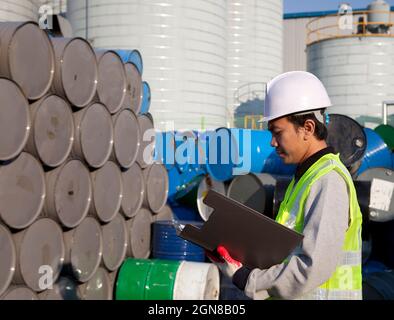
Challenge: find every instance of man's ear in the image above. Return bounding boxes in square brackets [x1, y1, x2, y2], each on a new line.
[303, 119, 316, 140]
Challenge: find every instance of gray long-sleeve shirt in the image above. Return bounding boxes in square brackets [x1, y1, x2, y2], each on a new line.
[242, 170, 349, 300]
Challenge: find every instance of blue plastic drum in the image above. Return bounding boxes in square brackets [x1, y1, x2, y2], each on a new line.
[115, 49, 143, 75]
[140, 81, 151, 114]
[152, 220, 205, 262]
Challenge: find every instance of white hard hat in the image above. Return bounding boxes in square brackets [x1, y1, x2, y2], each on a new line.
[261, 71, 332, 122]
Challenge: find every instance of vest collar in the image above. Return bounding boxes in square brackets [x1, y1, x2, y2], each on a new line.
[295, 146, 335, 181]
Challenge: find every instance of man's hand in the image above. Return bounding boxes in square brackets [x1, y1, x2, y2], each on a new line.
[206, 246, 243, 278]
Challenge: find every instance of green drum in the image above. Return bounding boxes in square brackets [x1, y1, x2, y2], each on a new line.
[115, 258, 181, 300]
[375, 124, 394, 150]
[144, 260, 180, 300]
[116, 259, 152, 300]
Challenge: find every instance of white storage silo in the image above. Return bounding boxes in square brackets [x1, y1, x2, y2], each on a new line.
[67, 0, 228, 131]
[0, 0, 38, 21]
[227, 0, 283, 120]
[307, 3, 394, 127]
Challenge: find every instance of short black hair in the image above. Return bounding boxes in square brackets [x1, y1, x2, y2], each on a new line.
[287, 112, 328, 141]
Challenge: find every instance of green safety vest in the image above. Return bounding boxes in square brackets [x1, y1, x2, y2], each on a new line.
[275, 153, 362, 300]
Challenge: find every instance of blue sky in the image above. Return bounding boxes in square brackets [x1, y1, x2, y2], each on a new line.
[284, 0, 393, 14]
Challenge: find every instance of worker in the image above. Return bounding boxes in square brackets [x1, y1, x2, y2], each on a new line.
[209, 71, 363, 300]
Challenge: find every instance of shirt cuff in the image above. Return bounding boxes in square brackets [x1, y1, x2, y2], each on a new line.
[232, 266, 252, 290]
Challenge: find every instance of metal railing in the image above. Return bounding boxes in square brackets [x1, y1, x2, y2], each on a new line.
[307, 9, 394, 45]
[243, 115, 263, 129]
[234, 82, 265, 106]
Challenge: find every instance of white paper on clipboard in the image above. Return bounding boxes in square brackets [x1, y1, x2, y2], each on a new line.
[369, 178, 394, 212]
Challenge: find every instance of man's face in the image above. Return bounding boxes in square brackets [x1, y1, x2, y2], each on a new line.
[268, 117, 307, 164]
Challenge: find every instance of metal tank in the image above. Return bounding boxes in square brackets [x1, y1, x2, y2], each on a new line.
[367, 0, 391, 33]
[227, 0, 283, 122]
[307, 4, 394, 127]
[67, 0, 228, 130]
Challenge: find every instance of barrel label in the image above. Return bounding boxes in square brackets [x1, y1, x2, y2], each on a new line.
[370, 178, 394, 211]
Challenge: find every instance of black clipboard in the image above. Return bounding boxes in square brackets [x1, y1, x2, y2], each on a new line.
[179, 190, 304, 269]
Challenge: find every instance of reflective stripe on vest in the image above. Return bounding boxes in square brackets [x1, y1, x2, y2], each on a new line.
[275, 153, 362, 300]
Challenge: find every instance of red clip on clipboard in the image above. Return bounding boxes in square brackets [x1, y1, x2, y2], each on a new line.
[179, 190, 304, 269]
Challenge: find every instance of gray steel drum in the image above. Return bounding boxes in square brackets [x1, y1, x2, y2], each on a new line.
[121, 163, 145, 218]
[111, 109, 140, 169]
[136, 114, 155, 168]
[152, 204, 174, 222]
[0, 78, 30, 161]
[78, 267, 112, 300]
[0, 152, 45, 229]
[108, 270, 118, 289]
[142, 163, 169, 213]
[356, 167, 394, 222]
[0, 21, 54, 100]
[38, 276, 80, 300]
[227, 174, 267, 215]
[1, 286, 38, 300]
[51, 37, 98, 108]
[26, 94, 74, 167]
[102, 214, 128, 272]
[0, 224, 16, 297]
[90, 161, 122, 223]
[63, 217, 103, 283]
[72, 102, 114, 168]
[126, 208, 152, 259]
[13, 218, 65, 292]
[123, 62, 142, 114]
[95, 50, 126, 114]
[44, 160, 92, 228]
[326, 114, 367, 173]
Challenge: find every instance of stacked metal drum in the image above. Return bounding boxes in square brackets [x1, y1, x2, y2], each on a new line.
[0, 21, 169, 300]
